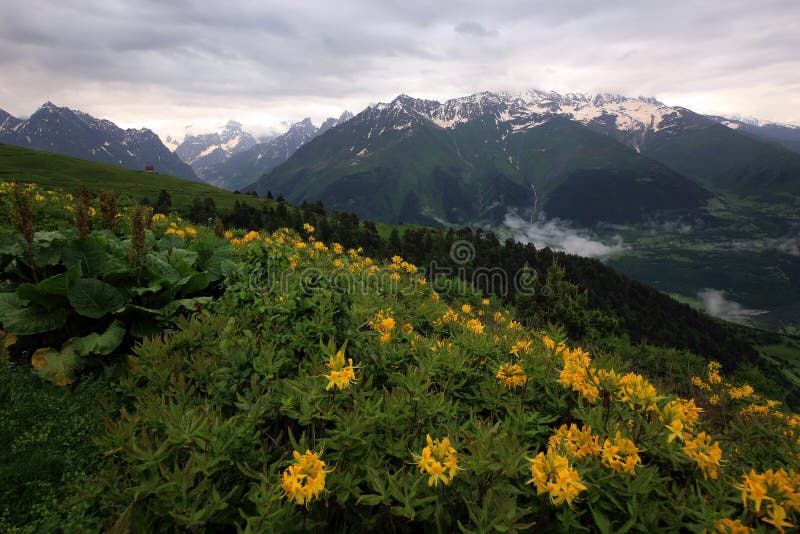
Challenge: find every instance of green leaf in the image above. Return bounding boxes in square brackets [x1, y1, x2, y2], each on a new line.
[143, 252, 180, 284]
[67, 279, 127, 319]
[0, 292, 25, 316]
[204, 244, 233, 280]
[31, 345, 83, 386]
[590, 504, 612, 534]
[70, 320, 126, 357]
[16, 283, 60, 310]
[63, 237, 107, 276]
[177, 272, 211, 296]
[36, 264, 83, 295]
[128, 318, 162, 338]
[0, 293, 67, 334]
[160, 297, 212, 318]
[168, 248, 199, 272]
[158, 233, 186, 250]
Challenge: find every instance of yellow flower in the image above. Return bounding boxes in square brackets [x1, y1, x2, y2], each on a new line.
[548, 424, 601, 461]
[683, 431, 722, 480]
[332, 242, 344, 254]
[712, 518, 752, 533]
[528, 449, 586, 508]
[402, 323, 414, 335]
[165, 227, 177, 235]
[559, 347, 599, 403]
[414, 435, 460, 487]
[542, 334, 567, 356]
[434, 308, 459, 326]
[465, 318, 484, 334]
[737, 468, 800, 519]
[617, 372, 661, 409]
[660, 398, 702, 443]
[242, 230, 260, 243]
[601, 431, 641, 475]
[481, 298, 490, 306]
[510, 339, 532, 357]
[224, 230, 233, 239]
[762, 503, 794, 532]
[151, 213, 166, 222]
[324, 349, 357, 391]
[303, 223, 315, 234]
[184, 227, 197, 237]
[727, 384, 755, 400]
[496, 363, 527, 389]
[281, 449, 328, 507]
[461, 304, 472, 315]
[707, 361, 723, 385]
[369, 310, 396, 344]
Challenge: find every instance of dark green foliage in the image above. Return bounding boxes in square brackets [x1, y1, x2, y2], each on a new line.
[153, 189, 171, 215]
[0, 225, 232, 382]
[0, 362, 120, 532]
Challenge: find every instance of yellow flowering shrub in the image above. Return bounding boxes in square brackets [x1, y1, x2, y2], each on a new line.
[496, 362, 527, 389]
[324, 348, 357, 391]
[282, 450, 328, 507]
[528, 449, 587, 508]
[415, 434, 460, 487]
[368, 309, 396, 343]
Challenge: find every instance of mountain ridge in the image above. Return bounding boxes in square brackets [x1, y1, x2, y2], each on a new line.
[0, 102, 198, 182]
[199, 111, 353, 191]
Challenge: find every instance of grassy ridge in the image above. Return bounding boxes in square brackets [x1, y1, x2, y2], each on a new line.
[0, 143, 264, 213]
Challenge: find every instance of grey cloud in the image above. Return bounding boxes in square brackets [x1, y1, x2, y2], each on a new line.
[0, 0, 797, 139]
[454, 21, 498, 38]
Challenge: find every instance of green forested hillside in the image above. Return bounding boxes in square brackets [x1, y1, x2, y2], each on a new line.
[255, 116, 711, 226]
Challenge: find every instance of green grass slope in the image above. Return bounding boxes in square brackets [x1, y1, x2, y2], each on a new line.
[0, 143, 264, 213]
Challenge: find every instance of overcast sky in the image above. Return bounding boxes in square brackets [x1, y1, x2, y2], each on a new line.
[1, 0, 798, 140]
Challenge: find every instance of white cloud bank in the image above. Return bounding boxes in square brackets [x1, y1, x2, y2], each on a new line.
[697, 288, 768, 324]
[503, 213, 627, 259]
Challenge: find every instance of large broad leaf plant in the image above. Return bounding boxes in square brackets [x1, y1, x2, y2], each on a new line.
[0, 228, 235, 384]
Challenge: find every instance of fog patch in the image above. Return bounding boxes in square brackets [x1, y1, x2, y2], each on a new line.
[697, 289, 768, 324]
[503, 213, 626, 259]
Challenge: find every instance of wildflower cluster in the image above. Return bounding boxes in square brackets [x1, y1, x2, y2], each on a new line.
[739, 468, 800, 531]
[496, 362, 527, 389]
[544, 333, 726, 484]
[601, 431, 641, 475]
[548, 424, 601, 461]
[368, 309, 396, 343]
[660, 397, 702, 443]
[281, 450, 328, 507]
[415, 434, 460, 487]
[528, 449, 587, 507]
[682, 431, 723, 480]
[324, 348, 357, 391]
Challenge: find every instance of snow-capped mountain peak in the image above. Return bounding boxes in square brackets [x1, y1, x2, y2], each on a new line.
[356, 89, 684, 147]
[174, 120, 258, 170]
